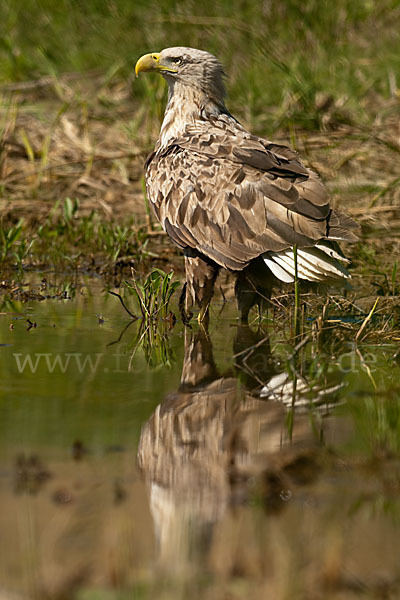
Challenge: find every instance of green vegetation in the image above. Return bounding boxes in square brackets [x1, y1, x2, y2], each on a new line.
[0, 197, 148, 271]
[125, 268, 180, 322]
[0, 218, 27, 263]
[1, 0, 399, 131]
[0, 4, 400, 600]
[121, 269, 180, 367]
[1, 0, 399, 284]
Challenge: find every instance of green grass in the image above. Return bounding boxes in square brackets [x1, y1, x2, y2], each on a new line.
[119, 268, 180, 368]
[124, 268, 180, 322]
[1, 0, 399, 132]
[0, 197, 149, 270]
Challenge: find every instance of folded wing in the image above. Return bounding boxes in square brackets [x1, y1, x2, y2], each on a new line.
[146, 119, 358, 278]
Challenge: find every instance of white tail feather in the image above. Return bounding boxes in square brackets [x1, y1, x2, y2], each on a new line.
[263, 256, 294, 283]
[275, 252, 325, 281]
[263, 243, 351, 283]
[315, 241, 350, 263]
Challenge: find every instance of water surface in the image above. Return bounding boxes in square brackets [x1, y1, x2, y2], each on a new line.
[1, 275, 399, 599]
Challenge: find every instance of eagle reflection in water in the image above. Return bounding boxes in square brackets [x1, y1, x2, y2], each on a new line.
[137, 326, 342, 574]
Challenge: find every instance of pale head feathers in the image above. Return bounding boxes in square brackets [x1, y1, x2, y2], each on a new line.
[159, 47, 227, 106]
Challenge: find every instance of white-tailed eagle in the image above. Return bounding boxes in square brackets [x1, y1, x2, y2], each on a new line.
[135, 47, 358, 323]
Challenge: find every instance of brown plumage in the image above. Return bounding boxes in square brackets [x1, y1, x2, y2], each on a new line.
[135, 47, 358, 322]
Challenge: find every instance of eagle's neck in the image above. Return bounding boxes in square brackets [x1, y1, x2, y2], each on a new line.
[159, 80, 224, 148]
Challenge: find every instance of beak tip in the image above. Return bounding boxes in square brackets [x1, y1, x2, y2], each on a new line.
[135, 52, 161, 78]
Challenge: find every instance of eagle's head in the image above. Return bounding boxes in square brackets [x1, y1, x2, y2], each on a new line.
[135, 47, 226, 105]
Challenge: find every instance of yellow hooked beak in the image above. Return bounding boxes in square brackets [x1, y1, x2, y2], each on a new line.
[135, 52, 178, 77]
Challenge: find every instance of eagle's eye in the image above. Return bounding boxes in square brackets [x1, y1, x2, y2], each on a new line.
[171, 57, 182, 65]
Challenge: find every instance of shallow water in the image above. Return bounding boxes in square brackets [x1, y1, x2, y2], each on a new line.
[1, 275, 400, 599]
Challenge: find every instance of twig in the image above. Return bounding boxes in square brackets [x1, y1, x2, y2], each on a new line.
[290, 334, 311, 359]
[355, 297, 379, 342]
[232, 334, 271, 359]
[106, 319, 136, 347]
[356, 348, 377, 390]
[108, 290, 137, 320]
[293, 244, 300, 338]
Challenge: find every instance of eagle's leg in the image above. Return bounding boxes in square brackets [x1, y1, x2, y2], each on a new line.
[179, 283, 193, 325]
[184, 255, 219, 326]
[235, 258, 273, 323]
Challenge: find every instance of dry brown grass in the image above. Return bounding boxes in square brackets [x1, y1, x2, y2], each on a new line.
[0, 75, 151, 225]
[1, 73, 399, 238]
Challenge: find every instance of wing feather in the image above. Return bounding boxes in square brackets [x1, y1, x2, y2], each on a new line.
[146, 119, 358, 271]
